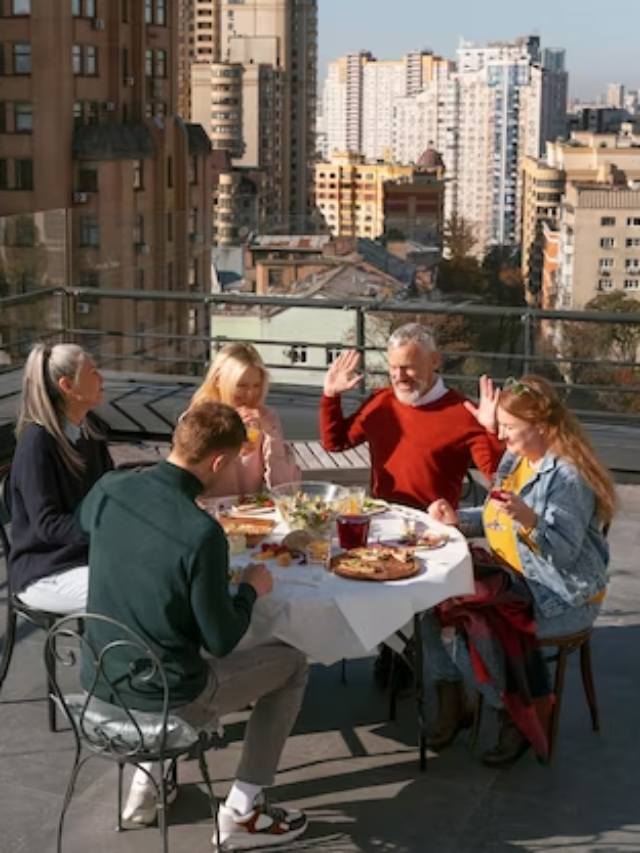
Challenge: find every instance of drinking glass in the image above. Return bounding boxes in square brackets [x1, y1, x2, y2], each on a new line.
[485, 474, 509, 531]
[243, 418, 261, 453]
[337, 514, 371, 550]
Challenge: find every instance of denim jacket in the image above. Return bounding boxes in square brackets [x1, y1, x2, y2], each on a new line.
[458, 451, 609, 619]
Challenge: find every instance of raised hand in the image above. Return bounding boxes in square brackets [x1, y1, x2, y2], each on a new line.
[463, 374, 499, 434]
[323, 349, 364, 398]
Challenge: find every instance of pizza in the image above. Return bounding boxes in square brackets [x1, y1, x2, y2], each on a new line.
[219, 516, 275, 546]
[330, 544, 420, 582]
[231, 493, 275, 514]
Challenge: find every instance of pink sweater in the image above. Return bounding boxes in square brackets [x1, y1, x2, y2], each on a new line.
[207, 406, 300, 498]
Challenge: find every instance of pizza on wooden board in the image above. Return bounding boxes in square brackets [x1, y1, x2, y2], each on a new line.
[330, 544, 420, 582]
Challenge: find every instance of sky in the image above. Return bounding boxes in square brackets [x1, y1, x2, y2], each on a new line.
[318, 0, 639, 101]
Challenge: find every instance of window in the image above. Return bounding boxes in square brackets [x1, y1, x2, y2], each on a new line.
[0, 159, 7, 189]
[626, 238, 640, 248]
[13, 101, 33, 132]
[0, 101, 6, 133]
[73, 101, 84, 126]
[85, 0, 95, 15]
[326, 346, 341, 365]
[624, 279, 639, 290]
[628, 217, 640, 227]
[14, 158, 33, 190]
[601, 216, 616, 226]
[166, 155, 173, 188]
[189, 155, 197, 185]
[597, 279, 613, 291]
[72, 0, 81, 14]
[72, 45, 82, 75]
[121, 0, 128, 22]
[13, 43, 31, 74]
[78, 164, 98, 192]
[625, 258, 640, 270]
[85, 45, 97, 75]
[133, 158, 143, 190]
[79, 215, 99, 247]
[86, 100, 99, 124]
[167, 211, 173, 242]
[145, 0, 152, 23]
[133, 214, 144, 245]
[288, 345, 308, 364]
[599, 258, 614, 269]
[12, 0, 31, 13]
[156, 0, 165, 25]
[156, 49, 167, 78]
[189, 207, 198, 234]
[145, 49, 153, 77]
[600, 237, 615, 249]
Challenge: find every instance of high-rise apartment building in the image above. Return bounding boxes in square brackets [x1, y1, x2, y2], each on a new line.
[321, 37, 567, 254]
[453, 36, 568, 249]
[186, 0, 317, 235]
[0, 0, 213, 373]
[607, 83, 625, 109]
[322, 51, 454, 162]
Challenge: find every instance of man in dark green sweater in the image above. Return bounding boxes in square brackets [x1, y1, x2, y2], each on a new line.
[79, 402, 309, 850]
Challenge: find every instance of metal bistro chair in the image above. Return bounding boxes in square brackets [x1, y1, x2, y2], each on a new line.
[0, 470, 62, 731]
[45, 613, 220, 853]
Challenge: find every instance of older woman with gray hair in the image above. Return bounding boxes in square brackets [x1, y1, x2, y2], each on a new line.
[7, 342, 113, 614]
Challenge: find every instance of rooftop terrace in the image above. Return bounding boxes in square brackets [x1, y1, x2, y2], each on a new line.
[1, 483, 639, 853]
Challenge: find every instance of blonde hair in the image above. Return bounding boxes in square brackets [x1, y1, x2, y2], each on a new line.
[191, 343, 269, 409]
[16, 342, 100, 475]
[499, 375, 616, 526]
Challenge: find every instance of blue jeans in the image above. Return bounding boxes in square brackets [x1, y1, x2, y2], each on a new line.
[422, 601, 602, 710]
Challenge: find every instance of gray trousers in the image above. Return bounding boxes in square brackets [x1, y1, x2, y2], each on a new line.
[174, 642, 308, 787]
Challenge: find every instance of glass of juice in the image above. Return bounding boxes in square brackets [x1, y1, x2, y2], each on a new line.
[337, 514, 371, 550]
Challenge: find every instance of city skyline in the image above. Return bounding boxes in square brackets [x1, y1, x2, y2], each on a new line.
[318, 0, 638, 101]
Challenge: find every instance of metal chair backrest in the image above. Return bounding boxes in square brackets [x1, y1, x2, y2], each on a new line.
[0, 471, 11, 561]
[45, 613, 183, 764]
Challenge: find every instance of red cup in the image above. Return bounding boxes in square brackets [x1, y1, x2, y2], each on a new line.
[337, 515, 371, 550]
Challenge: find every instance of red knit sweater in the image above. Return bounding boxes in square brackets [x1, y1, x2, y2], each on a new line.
[320, 388, 503, 510]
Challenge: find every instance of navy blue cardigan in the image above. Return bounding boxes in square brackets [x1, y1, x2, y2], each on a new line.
[7, 421, 113, 593]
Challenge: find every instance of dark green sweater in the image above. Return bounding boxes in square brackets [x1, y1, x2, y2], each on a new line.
[78, 461, 257, 711]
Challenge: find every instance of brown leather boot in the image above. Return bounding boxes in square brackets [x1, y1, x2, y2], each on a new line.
[426, 680, 472, 752]
[482, 710, 531, 768]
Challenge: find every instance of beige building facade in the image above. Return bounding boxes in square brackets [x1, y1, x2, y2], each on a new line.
[0, 0, 213, 373]
[555, 182, 640, 309]
[522, 129, 640, 301]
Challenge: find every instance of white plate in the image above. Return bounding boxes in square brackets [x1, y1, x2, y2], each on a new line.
[362, 499, 390, 516]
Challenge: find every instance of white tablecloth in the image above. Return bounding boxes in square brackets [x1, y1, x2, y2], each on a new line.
[229, 505, 474, 666]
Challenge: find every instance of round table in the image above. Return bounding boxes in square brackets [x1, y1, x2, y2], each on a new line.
[228, 503, 474, 666]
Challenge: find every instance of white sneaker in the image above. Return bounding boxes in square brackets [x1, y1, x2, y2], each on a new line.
[122, 778, 178, 826]
[214, 799, 307, 850]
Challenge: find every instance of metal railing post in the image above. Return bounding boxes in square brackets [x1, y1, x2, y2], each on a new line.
[522, 310, 533, 376]
[356, 307, 366, 396]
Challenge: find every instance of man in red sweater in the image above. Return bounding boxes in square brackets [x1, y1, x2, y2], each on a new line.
[320, 323, 502, 510]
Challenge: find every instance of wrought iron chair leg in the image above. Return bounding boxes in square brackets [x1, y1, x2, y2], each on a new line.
[157, 772, 168, 853]
[198, 744, 220, 851]
[44, 633, 58, 732]
[116, 763, 124, 831]
[0, 598, 17, 694]
[579, 639, 600, 732]
[57, 746, 84, 853]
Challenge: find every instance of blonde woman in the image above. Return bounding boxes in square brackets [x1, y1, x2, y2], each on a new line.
[190, 343, 299, 496]
[8, 343, 113, 614]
